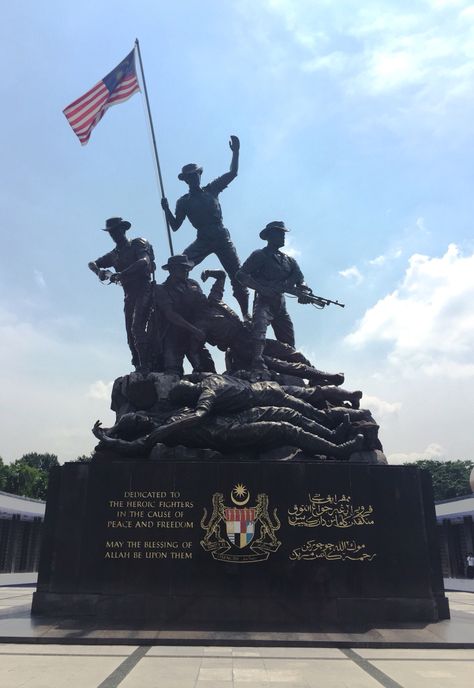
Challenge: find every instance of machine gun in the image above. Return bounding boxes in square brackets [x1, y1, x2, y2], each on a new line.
[284, 285, 345, 309]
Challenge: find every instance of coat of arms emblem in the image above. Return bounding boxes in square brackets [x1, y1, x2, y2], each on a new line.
[200, 484, 281, 562]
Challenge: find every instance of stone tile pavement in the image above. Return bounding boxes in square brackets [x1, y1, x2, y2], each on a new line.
[1, 643, 474, 688]
[0, 587, 474, 687]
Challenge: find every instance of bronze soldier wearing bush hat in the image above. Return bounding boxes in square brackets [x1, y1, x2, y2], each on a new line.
[153, 254, 215, 375]
[237, 221, 311, 370]
[88, 217, 155, 373]
[160, 136, 250, 320]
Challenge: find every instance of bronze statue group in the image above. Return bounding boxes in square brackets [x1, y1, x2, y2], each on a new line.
[89, 137, 385, 463]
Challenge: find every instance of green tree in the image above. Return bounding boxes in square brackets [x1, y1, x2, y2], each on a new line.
[75, 454, 92, 463]
[5, 463, 44, 499]
[17, 452, 59, 472]
[3, 452, 59, 500]
[406, 459, 474, 501]
[0, 457, 8, 491]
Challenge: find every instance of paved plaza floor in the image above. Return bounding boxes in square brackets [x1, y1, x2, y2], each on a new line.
[1, 643, 474, 688]
[0, 587, 473, 687]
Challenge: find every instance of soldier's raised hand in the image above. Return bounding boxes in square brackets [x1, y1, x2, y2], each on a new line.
[92, 420, 104, 439]
[201, 269, 225, 282]
[229, 135, 240, 152]
[161, 197, 169, 210]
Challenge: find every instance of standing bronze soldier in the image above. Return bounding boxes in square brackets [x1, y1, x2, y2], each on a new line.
[160, 136, 250, 319]
[88, 217, 155, 373]
[237, 221, 310, 370]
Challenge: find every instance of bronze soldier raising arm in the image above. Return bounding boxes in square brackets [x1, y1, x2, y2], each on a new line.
[160, 136, 250, 320]
[88, 217, 154, 374]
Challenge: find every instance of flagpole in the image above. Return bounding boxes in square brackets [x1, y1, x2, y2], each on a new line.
[134, 38, 174, 256]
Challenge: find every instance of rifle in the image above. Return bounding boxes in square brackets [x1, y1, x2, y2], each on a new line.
[284, 285, 345, 309]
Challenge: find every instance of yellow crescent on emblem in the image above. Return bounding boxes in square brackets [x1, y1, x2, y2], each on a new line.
[231, 483, 250, 506]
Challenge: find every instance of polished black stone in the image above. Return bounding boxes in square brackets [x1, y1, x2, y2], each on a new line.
[32, 461, 449, 630]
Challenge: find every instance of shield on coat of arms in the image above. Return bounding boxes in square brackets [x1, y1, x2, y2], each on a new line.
[225, 507, 255, 548]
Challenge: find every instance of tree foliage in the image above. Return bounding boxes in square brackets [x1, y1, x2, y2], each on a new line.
[16, 452, 59, 472]
[406, 459, 474, 501]
[0, 457, 8, 491]
[1, 453, 59, 500]
[75, 454, 93, 463]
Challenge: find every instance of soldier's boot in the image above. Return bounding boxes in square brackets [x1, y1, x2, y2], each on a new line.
[330, 434, 365, 460]
[328, 408, 373, 424]
[304, 367, 345, 386]
[251, 340, 268, 371]
[298, 431, 364, 460]
[349, 391, 363, 409]
[333, 414, 351, 443]
[298, 414, 347, 442]
[187, 351, 205, 373]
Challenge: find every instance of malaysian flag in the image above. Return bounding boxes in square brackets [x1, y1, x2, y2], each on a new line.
[63, 49, 140, 145]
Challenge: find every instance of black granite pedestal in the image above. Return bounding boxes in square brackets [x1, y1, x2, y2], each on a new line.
[32, 460, 449, 630]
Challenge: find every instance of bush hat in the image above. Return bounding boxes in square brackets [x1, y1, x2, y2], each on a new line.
[259, 220, 289, 240]
[162, 254, 195, 271]
[101, 217, 131, 232]
[178, 163, 203, 181]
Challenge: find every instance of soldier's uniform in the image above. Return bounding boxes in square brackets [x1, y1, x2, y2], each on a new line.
[154, 276, 215, 375]
[96, 407, 363, 460]
[174, 374, 329, 426]
[94, 237, 154, 368]
[238, 233, 305, 368]
[175, 173, 249, 314]
[200, 272, 337, 382]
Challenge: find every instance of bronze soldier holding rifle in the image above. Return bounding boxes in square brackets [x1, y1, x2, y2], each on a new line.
[237, 221, 344, 371]
[237, 221, 313, 370]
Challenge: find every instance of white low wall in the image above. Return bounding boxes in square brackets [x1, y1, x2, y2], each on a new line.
[444, 577, 474, 593]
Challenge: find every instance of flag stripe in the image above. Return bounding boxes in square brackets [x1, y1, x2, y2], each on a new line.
[63, 81, 105, 114]
[63, 49, 140, 145]
[65, 87, 109, 123]
[67, 93, 109, 129]
[74, 82, 139, 144]
[63, 82, 107, 117]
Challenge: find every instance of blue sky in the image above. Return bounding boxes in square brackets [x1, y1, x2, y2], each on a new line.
[1, 0, 474, 463]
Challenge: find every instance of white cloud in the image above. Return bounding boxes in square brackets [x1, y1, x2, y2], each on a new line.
[339, 266, 363, 284]
[87, 380, 113, 401]
[33, 270, 46, 289]
[369, 248, 402, 266]
[346, 244, 474, 377]
[302, 51, 350, 74]
[369, 255, 387, 267]
[282, 236, 301, 259]
[388, 442, 444, 464]
[363, 394, 402, 419]
[0, 301, 121, 462]
[416, 216, 428, 233]
[460, 5, 474, 19]
[260, 0, 474, 129]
